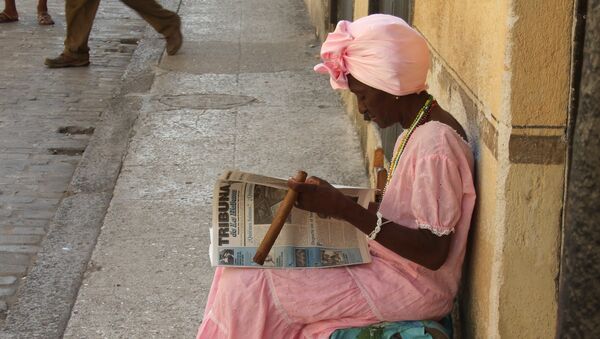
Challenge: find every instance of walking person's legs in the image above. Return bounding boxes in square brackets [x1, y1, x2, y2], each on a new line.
[45, 0, 100, 67]
[120, 0, 182, 55]
[0, 0, 53, 24]
[37, 0, 54, 25]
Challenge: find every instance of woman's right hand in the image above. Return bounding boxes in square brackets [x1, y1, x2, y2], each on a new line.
[287, 176, 353, 219]
[367, 201, 380, 213]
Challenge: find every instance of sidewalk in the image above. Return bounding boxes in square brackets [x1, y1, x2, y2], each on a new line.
[64, 0, 368, 337]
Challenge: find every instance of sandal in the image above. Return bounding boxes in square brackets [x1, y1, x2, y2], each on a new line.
[0, 11, 18, 23]
[37, 12, 54, 25]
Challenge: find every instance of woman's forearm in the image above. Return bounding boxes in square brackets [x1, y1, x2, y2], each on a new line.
[338, 198, 451, 270]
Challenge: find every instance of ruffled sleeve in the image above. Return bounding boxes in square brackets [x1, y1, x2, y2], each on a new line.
[410, 155, 463, 236]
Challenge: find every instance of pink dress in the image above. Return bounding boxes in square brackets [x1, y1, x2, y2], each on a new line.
[196, 121, 476, 339]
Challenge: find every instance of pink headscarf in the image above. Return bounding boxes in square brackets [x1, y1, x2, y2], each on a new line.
[314, 14, 430, 96]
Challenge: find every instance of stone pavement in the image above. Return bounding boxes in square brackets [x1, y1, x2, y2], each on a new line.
[63, 0, 369, 338]
[4, 0, 370, 337]
[0, 0, 147, 330]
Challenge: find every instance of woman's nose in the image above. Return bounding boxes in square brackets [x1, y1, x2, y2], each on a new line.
[355, 98, 370, 121]
[357, 100, 367, 114]
[358, 101, 371, 121]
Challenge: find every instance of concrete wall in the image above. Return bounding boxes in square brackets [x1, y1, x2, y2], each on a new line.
[304, 0, 333, 40]
[304, 0, 387, 187]
[303, 0, 574, 337]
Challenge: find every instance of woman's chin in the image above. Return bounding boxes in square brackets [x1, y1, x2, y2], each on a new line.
[364, 117, 387, 128]
[374, 120, 388, 128]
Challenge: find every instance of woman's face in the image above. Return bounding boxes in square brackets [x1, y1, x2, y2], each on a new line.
[347, 75, 399, 128]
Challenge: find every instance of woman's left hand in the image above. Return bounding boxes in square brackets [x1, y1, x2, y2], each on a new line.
[287, 176, 352, 219]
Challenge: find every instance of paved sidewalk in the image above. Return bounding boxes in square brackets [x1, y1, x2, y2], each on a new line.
[0, 0, 146, 329]
[64, 0, 368, 338]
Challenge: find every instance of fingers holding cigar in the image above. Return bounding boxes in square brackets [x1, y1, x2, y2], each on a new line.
[289, 176, 322, 210]
[287, 175, 351, 220]
[287, 176, 323, 191]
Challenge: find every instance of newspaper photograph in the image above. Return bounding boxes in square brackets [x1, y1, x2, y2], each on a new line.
[209, 170, 374, 268]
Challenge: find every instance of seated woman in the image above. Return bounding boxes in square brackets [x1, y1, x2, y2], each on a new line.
[196, 14, 476, 339]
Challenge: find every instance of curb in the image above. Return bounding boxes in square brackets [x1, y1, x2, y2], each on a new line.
[0, 27, 165, 339]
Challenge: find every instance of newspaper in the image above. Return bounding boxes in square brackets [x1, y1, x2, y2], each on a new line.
[209, 170, 374, 268]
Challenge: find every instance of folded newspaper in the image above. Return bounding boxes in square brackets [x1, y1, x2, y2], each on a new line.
[210, 170, 374, 268]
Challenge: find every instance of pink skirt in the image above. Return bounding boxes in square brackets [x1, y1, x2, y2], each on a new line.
[196, 244, 452, 339]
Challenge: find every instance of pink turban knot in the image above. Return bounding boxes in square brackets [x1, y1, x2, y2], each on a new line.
[314, 14, 430, 96]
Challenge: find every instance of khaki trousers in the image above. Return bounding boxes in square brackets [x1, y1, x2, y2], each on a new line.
[64, 0, 179, 57]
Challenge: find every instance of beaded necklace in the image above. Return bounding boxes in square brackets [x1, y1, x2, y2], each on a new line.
[382, 95, 435, 197]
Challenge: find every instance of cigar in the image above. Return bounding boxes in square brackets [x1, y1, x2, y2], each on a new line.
[253, 170, 308, 265]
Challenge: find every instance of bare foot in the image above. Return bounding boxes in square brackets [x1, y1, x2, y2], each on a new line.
[0, 11, 18, 23]
[37, 12, 54, 25]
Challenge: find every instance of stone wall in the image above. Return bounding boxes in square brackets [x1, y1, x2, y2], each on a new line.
[557, 0, 600, 336]
[302, 1, 577, 337]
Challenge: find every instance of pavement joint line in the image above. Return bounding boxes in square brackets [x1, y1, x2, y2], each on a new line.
[0, 11, 170, 339]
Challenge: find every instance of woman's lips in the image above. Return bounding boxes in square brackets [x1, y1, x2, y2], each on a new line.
[362, 111, 376, 122]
